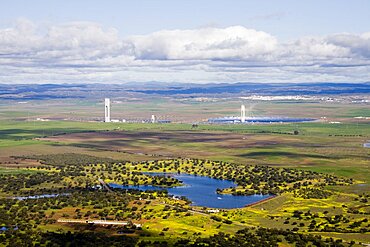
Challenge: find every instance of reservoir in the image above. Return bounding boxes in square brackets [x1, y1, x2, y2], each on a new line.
[109, 173, 271, 209]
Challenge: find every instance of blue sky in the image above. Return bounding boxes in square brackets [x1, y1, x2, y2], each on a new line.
[0, 0, 370, 83]
[2, 0, 369, 40]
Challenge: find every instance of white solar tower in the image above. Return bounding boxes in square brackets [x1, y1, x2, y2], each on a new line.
[104, 98, 111, 122]
[241, 104, 246, 123]
[151, 114, 156, 123]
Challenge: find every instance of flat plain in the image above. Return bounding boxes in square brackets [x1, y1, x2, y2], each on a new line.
[0, 93, 369, 246]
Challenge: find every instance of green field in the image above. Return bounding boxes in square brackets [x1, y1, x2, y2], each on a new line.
[0, 99, 369, 246]
[1, 119, 368, 181]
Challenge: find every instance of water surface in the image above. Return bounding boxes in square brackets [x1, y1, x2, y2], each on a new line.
[109, 173, 271, 209]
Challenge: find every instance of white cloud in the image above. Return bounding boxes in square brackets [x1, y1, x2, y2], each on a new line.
[0, 19, 134, 65]
[326, 33, 370, 58]
[0, 19, 369, 83]
[128, 26, 277, 60]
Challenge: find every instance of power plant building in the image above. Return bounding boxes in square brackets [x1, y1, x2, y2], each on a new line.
[207, 104, 315, 124]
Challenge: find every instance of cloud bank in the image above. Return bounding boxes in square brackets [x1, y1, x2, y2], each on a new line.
[0, 19, 370, 83]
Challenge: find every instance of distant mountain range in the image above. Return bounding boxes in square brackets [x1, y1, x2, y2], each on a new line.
[0, 82, 369, 100]
[128, 82, 370, 96]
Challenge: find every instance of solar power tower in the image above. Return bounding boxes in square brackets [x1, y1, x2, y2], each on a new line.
[104, 98, 111, 122]
[241, 104, 246, 123]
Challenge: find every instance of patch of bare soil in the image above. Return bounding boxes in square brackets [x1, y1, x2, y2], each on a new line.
[0, 157, 42, 168]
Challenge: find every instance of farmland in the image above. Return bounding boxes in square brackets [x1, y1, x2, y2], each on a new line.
[0, 97, 369, 246]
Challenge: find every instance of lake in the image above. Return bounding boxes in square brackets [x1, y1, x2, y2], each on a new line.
[109, 173, 271, 209]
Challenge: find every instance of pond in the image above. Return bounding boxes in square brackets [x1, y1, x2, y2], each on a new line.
[364, 142, 370, 148]
[109, 173, 272, 209]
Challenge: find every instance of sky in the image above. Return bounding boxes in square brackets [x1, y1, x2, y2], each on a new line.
[0, 0, 370, 84]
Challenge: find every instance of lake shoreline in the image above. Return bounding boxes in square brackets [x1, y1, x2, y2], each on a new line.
[244, 195, 278, 208]
[109, 172, 272, 209]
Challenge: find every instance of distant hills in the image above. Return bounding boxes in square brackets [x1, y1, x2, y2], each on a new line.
[129, 82, 370, 96]
[0, 82, 369, 100]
